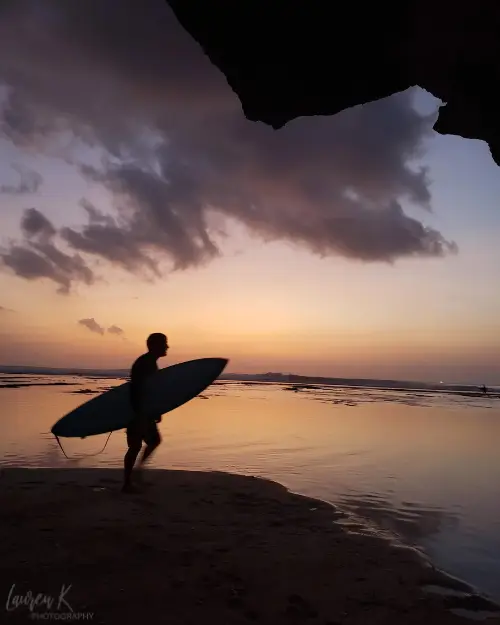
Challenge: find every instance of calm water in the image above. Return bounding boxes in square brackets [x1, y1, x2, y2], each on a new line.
[1, 374, 499, 602]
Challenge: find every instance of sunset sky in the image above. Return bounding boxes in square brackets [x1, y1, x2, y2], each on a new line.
[0, 1, 499, 384]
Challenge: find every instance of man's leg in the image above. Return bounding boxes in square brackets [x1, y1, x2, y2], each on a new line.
[123, 426, 143, 492]
[138, 422, 161, 467]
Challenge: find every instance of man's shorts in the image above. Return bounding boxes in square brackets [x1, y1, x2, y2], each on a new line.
[126, 418, 161, 447]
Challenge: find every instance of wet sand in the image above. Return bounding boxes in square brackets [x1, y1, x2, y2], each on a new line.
[1, 467, 499, 624]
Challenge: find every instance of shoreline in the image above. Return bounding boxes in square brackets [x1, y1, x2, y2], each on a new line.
[1, 467, 499, 624]
[279, 487, 500, 616]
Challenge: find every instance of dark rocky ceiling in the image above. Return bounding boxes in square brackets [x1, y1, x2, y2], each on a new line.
[166, 1, 500, 166]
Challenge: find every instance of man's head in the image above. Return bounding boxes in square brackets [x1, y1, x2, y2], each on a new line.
[146, 332, 169, 358]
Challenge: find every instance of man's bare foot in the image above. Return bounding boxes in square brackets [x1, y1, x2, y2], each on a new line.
[135, 470, 149, 487]
[121, 483, 141, 494]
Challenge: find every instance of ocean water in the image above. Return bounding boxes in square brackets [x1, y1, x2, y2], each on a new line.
[1, 374, 499, 602]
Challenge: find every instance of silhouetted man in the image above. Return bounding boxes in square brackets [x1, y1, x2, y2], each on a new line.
[123, 332, 169, 493]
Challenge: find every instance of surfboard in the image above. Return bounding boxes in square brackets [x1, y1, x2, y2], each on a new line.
[51, 357, 228, 438]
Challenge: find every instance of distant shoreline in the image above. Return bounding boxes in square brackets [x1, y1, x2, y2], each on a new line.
[0, 364, 497, 392]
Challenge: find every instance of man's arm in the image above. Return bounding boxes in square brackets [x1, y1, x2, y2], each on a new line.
[129, 360, 147, 419]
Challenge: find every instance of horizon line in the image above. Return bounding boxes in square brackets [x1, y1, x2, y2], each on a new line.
[0, 363, 496, 389]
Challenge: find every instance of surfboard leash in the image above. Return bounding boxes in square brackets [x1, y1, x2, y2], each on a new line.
[53, 431, 113, 460]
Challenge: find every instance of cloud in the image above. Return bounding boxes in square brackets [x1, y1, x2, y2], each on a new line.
[78, 319, 125, 338]
[79, 199, 115, 227]
[107, 325, 124, 336]
[78, 318, 104, 335]
[21, 207, 56, 239]
[0, 0, 457, 291]
[0, 165, 43, 195]
[0, 305, 15, 313]
[0, 209, 95, 293]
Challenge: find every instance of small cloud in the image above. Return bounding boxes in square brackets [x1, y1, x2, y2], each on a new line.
[0, 305, 15, 312]
[107, 325, 124, 336]
[79, 198, 116, 226]
[78, 317, 104, 335]
[0, 164, 43, 195]
[21, 208, 57, 239]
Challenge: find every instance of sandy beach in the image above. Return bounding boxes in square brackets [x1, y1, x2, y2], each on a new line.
[1, 468, 499, 625]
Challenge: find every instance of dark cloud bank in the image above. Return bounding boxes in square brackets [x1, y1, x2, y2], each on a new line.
[0, 0, 457, 292]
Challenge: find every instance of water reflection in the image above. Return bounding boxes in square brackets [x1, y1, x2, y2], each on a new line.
[1, 376, 500, 601]
[337, 493, 460, 545]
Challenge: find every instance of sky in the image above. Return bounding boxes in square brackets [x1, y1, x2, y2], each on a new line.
[0, 0, 499, 384]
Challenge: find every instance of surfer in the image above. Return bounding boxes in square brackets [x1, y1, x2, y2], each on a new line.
[123, 332, 169, 493]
